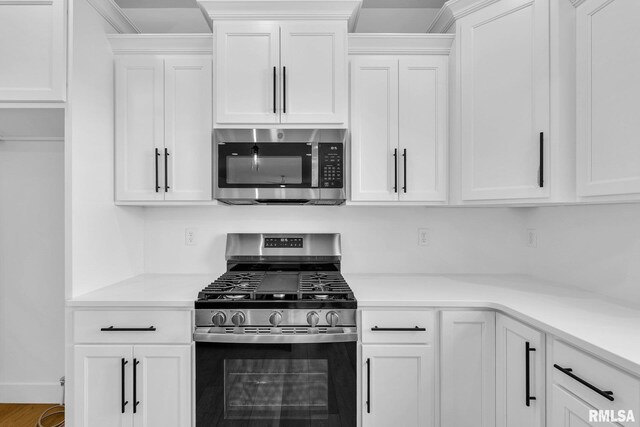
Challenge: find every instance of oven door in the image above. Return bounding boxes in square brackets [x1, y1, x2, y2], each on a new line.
[218, 143, 314, 189]
[196, 341, 356, 427]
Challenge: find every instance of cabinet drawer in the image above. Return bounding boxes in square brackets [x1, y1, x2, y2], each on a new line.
[361, 310, 434, 344]
[73, 310, 192, 344]
[552, 339, 640, 426]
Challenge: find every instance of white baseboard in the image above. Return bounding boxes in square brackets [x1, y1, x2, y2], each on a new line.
[0, 382, 62, 404]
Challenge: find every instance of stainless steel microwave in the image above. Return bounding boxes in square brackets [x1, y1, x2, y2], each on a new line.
[213, 129, 346, 205]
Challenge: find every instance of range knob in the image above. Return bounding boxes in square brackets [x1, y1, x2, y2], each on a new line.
[306, 311, 320, 327]
[231, 312, 246, 327]
[269, 311, 283, 327]
[211, 311, 227, 327]
[326, 311, 339, 327]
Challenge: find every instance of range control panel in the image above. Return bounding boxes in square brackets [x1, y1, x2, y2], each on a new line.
[264, 237, 304, 248]
[319, 143, 343, 189]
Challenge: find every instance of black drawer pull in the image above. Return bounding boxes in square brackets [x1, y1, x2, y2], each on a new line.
[525, 342, 536, 406]
[121, 358, 128, 414]
[101, 326, 157, 332]
[365, 358, 371, 413]
[371, 326, 426, 332]
[554, 364, 614, 401]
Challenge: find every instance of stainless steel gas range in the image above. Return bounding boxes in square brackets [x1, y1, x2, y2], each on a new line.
[194, 233, 357, 427]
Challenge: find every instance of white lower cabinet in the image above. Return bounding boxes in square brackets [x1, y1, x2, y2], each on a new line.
[360, 309, 435, 427]
[496, 314, 545, 427]
[74, 344, 191, 427]
[361, 345, 434, 427]
[440, 311, 496, 427]
[550, 385, 618, 427]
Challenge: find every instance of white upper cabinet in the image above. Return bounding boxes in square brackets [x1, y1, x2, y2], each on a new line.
[350, 43, 450, 204]
[458, 0, 550, 202]
[399, 56, 448, 202]
[280, 22, 347, 124]
[0, 0, 66, 101]
[115, 56, 165, 202]
[576, 0, 640, 199]
[115, 54, 212, 203]
[214, 21, 348, 127]
[350, 57, 399, 202]
[214, 22, 280, 125]
[163, 57, 212, 201]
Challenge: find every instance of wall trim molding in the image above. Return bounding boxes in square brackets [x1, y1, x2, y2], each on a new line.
[0, 383, 62, 404]
[428, 0, 501, 33]
[86, 0, 140, 34]
[197, 0, 362, 32]
[348, 34, 455, 55]
[108, 34, 213, 55]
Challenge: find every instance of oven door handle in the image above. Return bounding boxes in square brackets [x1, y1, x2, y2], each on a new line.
[193, 331, 358, 344]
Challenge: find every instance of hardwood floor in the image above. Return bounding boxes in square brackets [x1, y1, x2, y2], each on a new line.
[0, 404, 64, 427]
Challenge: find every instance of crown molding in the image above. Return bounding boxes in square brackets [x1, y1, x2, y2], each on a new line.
[348, 34, 455, 55]
[427, 0, 501, 33]
[86, 0, 140, 34]
[197, 0, 362, 32]
[108, 34, 213, 55]
[0, 136, 64, 142]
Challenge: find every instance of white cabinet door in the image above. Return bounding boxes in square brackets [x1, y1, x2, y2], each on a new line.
[399, 56, 448, 202]
[459, 0, 550, 201]
[74, 345, 134, 427]
[115, 56, 165, 201]
[164, 57, 212, 201]
[214, 22, 280, 125]
[133, 345, 191, 427]
[550, 384, 618, 427]
[496, 314, 545, 427]
[576, 0, 640, 198]
[280, 22, 347, 125]
[441, 311, 496, 427]
[350, 57, 399, 202]
[361, 345, 434, 427]
[0, 0, 66, 101]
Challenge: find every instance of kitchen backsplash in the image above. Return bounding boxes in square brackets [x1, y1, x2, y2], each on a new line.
[143, 206, 529, 275]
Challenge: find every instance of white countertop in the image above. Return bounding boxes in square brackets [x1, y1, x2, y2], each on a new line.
[68, 273, 640, 376]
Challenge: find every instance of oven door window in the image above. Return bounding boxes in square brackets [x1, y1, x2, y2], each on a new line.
[218, 143, 312, 188]
[225, 359, 328, 420]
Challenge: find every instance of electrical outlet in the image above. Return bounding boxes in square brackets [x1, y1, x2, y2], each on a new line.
[526, 229, 537, 248]
[185, 228, 197, 246]
[418, 228, 430, 246]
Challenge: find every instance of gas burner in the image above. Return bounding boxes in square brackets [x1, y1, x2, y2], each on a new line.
[223, 294, 249, 300]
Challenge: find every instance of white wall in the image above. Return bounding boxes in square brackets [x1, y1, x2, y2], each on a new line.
[526, 203, 640, 307]
[144, 206, 528, 275]
[67, 0, 145, 298]
[0, 140, 64, 403]
[355, 8, 441, 33]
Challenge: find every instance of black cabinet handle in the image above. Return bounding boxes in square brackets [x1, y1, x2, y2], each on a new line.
[273, 66, 277, 114]
[393, 149, 398, 193]
[402, 148, 407, 193]
[371, 326, 426, 332]
[365, 358, 371, 414]
[538, 132, 544, 188]
[121, 358, 129, 414]
[101, 326, 157, 332]
[282, 66, 287, 114]
[154, 148, 160, 193]
[525, 342, 536, 406]
[164, 148, 170, 192]
[554, 364, 614, 401]
[133, 358, 140, 413]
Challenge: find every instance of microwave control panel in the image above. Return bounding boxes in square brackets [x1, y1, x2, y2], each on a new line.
[319, 143, 343, 188]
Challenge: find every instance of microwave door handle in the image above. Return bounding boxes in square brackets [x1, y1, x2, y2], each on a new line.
[311, 144, 319, 188]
